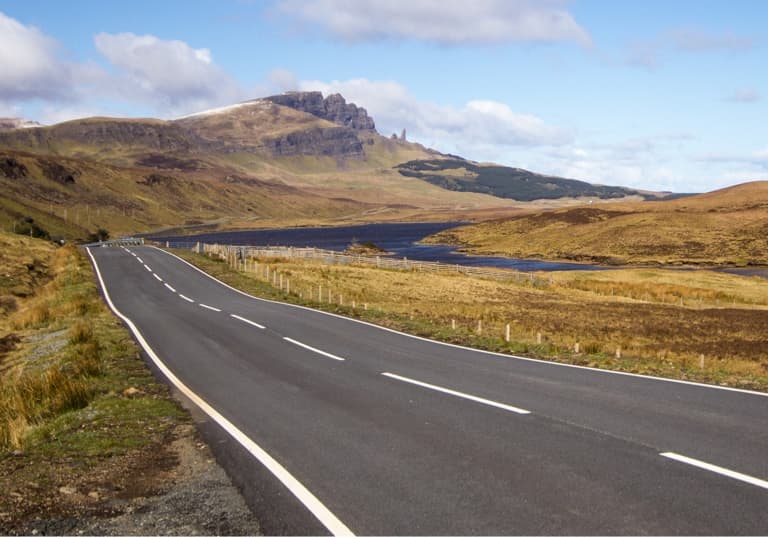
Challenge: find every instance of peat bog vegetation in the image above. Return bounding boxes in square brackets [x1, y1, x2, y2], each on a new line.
[173, 247, 768, 392]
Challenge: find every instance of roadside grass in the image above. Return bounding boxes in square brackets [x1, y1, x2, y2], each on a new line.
[0, 237, 188, 455]
[172, 248, 768, 392]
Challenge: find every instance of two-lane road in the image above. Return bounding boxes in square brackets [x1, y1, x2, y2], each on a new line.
[88, 245, 768, 535]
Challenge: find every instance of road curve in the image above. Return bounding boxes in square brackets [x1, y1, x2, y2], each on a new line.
[88, 245, 768, 535]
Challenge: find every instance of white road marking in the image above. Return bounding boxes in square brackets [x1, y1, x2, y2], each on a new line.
[231, 314, 265, 329]
[158, 246, 768, 399]
[131, 253, 137, 257]
[144, 265, 152, 272]
[86, 248, 354, 537]
[164, 283, 177, 293]
[283, 337, 346, 361]
[660, 452, 768, 490]
[153, 273, 163, 282]
[382, 372, 531, 415]
[179, 294, 195, 303]
[136, 257, 143, 263]
[200, 303, 222, 312]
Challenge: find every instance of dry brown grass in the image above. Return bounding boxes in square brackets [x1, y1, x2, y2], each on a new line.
[0, 241, 106, 450]
[428, 181, 768, 266]
[213, 252, 768, 389]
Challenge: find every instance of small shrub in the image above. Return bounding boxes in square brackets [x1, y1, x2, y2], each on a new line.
[68, 321, 93, 344]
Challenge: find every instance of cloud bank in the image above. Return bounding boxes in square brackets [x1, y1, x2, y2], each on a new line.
[299, 78, 570, 154]
[278, 0, 590, 45]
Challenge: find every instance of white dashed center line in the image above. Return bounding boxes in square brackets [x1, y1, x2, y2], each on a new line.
[283, 337, 346, 361]
[660, 452, 768, 490]
[144, 265, 152, 272]
[164, 283, 177, 293]
[230, 314, 266, 329]
[382, 372, 531, 415]
[136, 257, 143, 263]
[179, 294, 194, 303]
[153, 273, 163, 282]
[199, 303, 222, 312]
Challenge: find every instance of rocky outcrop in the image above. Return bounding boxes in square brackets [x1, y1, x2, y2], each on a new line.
[263, 126, 365, 159]
[0, 157, 28, 179]
[264, 92, 376, 132]
[40, 160, 78, 185]
[50, 120, 196, 152]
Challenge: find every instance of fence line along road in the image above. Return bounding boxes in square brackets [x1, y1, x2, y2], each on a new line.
[159, 241, 548, 285]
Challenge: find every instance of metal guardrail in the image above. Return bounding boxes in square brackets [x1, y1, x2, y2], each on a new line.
[164, 242, 545, 284]
[89, 237, 145, 247]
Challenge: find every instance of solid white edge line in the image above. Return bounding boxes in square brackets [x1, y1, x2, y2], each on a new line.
[199, 303, 222, 312]
[164, 283, 177, 293]
[382, 372, 530, 415]
[660, 452, 768, 490]
[179, 294, 195, 303]
[230, 314, 265, 330]
[85, 247, 354, 537]
[151, 246, 768, 399]
[153, 273, 163, 282]
[283, 337, 345, 362]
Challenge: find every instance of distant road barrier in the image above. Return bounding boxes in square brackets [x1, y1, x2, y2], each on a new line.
[159, 241, 548, 285]
[91, 237, 145, 247]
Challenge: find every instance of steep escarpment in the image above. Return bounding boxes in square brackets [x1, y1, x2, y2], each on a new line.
[264, 92, 376, 131]
[263, 126, 365, 158]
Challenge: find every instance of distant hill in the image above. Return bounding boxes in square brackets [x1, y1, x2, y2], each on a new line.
[396, 158, 666, 202]
[425, 181, 768, 266]
[0, 92, 671, 240]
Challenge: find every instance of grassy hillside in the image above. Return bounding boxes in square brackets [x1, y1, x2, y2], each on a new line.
[425, 181, 768, 266]
[396, 158, 667, 202]
[0, 99, 527, 238]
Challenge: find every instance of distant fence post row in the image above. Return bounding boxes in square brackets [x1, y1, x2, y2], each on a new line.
[159, 241, 548, 285]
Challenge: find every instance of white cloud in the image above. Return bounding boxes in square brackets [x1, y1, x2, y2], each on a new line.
[93, 32, 244, 115]
[299, 77, 569, 153]
[0, 11, 72, 101]
[278, 0, 590, 45]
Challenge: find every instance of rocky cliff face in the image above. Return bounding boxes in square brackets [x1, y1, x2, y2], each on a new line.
[262, 126, 365, 159]
[264, 92, 376, 132]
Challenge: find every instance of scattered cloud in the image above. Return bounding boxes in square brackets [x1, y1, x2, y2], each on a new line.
[726, 87, 761, 103]
[277, 0, 591, 45]
[626, 26, 756, 69]
[299, 77, 570, 153]
[0, 11, 74, 101]
[93, 32, 244, 115]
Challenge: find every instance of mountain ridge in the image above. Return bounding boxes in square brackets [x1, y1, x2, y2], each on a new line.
[0, 92, 674, 240]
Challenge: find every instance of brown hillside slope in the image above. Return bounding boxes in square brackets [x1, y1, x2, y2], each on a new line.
[0, 98, 522, 239]
[427, 181, 768, 266]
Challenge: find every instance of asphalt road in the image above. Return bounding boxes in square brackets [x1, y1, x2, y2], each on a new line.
[88, 245, 768, 535]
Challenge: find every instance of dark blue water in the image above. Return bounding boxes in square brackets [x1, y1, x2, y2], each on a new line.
[153, 222, 608, 272]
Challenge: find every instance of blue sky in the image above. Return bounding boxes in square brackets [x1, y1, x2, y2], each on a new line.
[0, 0, 766, 193]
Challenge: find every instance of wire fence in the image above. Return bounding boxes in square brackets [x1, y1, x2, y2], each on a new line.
[158, 241, 548, 285]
